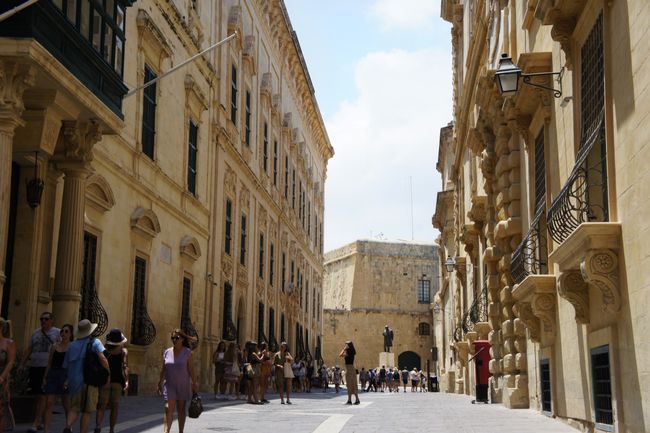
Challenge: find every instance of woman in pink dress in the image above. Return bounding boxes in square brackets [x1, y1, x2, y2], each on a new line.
[157, 329, 197, 433]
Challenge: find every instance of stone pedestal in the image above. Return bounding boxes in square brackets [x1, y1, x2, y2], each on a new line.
[378, 351, 395, 368]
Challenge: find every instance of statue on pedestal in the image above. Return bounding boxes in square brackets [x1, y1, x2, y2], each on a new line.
[383, 325, 393, 352]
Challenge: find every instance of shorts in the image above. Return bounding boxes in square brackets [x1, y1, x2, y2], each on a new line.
[411, 380, 419, 386]
[98, 383, 123, 407]
[43, 367, 67, 395]
[28, 367, 46, 394]
[70, 385, 100, 413]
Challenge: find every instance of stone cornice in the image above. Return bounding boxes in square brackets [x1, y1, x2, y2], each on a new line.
[254, 0, 333, 163]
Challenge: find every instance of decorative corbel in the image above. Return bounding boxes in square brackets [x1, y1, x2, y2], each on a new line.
[557, 271, 589, 324]
[580, 249, 621, 313]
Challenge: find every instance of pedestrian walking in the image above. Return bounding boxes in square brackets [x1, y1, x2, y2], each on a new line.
[158, 329, 198, 433]
[244, 341, 262, 404]
[339, 341, 360, 405]
[273, 342, 293, 404]
[0, 317, 16, 432]
[332, 365, 341, 393]
[61, 319, 109, 433]
[95, 328, 129, 433]
[20, 311, 60, 433]
[223, 342, 240, 400]
[401, 367, 409, 392]
[258, 342, 272, 403]
[409, 368, 419, 392]
[212, 341, 226, 399]
[319, 364, 328, 392]
[42, 324, 73, 433]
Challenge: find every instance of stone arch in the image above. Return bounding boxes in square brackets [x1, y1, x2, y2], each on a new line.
[398, 351, 421, 371]
[85, 173, 115, 212]
[130, 207, 161, 239]
[180, 235, 201, 261]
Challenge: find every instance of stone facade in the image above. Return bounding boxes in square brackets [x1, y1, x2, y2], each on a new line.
[0, 0, 331, 393]
[434, 1, 650, 431]
[322, 240, 438, 372]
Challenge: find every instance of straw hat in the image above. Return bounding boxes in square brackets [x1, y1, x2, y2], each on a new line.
[75, 319, 98, 339]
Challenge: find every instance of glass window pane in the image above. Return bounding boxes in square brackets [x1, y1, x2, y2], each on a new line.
[66, 0, 77, 25]
[103, 25, 113, 63]
[114, 37, 123, 76]
[53, 0, 63, 11]
[92, 9, 101, 52]
[80, 0, 89, 39]
[105, 0, 115, 19]
[116, 5, 125, 31]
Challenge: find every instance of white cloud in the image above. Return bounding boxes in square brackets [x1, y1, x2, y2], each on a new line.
[369, 0, 439, 30]
[324, 48, 452, 251]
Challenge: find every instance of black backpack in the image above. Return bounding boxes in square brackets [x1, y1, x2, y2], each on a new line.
[83, 338, 109, 387]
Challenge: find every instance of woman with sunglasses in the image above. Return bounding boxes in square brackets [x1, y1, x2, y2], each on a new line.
[42, 324, 73, 433]
[158, 329, 197, 433]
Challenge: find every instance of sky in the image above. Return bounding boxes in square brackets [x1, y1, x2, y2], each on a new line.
[283, 0, 453, 252]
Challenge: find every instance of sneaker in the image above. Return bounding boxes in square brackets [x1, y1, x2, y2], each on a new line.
[354, 400, 361, 405]
[345, 401, 352, 405]
[286, 400, 292, 404]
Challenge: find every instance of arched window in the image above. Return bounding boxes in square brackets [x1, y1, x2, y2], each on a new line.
[418, 322, 430, 336]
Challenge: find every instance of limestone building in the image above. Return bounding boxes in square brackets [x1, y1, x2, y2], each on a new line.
[0, 0, 331, 393]
[434, 1, 650, 432]
[322, 240, 438, 372]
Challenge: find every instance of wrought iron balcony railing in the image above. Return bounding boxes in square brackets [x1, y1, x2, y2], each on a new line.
[547, 114, 608, 244]
[462, 283, 489, 333]
[511, 207, 549, 284]
[79, 281, 109, 338]
[181, 316, 199, 350]
[453, 323, 463, 342]
[223, 318, 238, 342]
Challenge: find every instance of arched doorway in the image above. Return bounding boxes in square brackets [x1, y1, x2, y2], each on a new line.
[398, 351, 421, 370]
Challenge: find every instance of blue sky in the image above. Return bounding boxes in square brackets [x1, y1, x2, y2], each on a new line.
[284, 0, 453, 251]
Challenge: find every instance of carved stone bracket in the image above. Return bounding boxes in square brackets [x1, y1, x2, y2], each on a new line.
[512, 275, 556, 344]
[557, 271, 589, 324]
[581, 249, 620, 313]
[513, 301, 540, 342]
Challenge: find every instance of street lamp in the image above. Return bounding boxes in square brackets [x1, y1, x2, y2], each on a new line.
[444, 255, 456, 273]
[494, 53, 564, 98]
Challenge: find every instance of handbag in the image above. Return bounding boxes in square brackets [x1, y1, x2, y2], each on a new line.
[188, 393, 203, 418]
[283, 361, 294, 378]
[245, 363, 254, 379]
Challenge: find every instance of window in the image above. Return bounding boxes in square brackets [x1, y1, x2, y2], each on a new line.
[534, 130, 546, 211]
[417, 279, 431, 303]
[418, 322, 430, 336]
[305, 279, 309, 312]
[131, 256, 148, 344]
[244, 91, 251, 145]
[181, 277, 191, 325]
[225, 199, 232, 255]
[280, 313, 285, 342]
[258, 233, 265, 279]
[292, 169, 296, 209]
[591, 345, 613, 428]
[53, 0, 126, 76]
[222, 282, 233, 340]
[187, 120, 198, 195]
[269, 243, 275, 286]
[291, 260, 295, 285]
[240, 214, 247, 266]
[269, 308, 275, 344]
[230, 64, 238, 124]
[284, 156, 289, 198]
[580, 13, 604, 149]
[298, 182, 303, 219]
[299, 269, 303, 308]
[319, 223, 323, 253]
[540, 359, 551, 413]
[263, 123, 269, 172]
[307, 201, 311, 236]
[273, 140, 278, 185]
[281, 252, 286, 292]
[142, 65, 157, 159]
[80, 231, 98, 325]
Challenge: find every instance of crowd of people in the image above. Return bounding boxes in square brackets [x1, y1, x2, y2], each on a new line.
[358, 365, 431, 393]
[0, 313, 365, 433]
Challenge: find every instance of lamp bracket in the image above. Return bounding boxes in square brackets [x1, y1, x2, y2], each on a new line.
[521, 67, 564, 98]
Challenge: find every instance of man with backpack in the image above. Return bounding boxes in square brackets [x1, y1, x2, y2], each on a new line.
[62, 319, 109, 433]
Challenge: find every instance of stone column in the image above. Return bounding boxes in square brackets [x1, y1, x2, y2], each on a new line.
[0, 61, 36, 306]
[52, 121, 101, 325]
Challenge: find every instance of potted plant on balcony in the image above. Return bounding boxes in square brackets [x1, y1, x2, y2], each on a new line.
[9, 351, 37, 424]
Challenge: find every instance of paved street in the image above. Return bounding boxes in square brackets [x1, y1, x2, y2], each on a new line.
[17, 387, 579, 433]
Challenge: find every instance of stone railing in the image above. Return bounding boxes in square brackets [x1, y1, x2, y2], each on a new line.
[547, 114, 608, 244]
[511, 207, 548, 284]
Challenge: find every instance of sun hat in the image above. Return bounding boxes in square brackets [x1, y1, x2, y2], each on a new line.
[105, 328, 128, 345]
[75, 319, 98, 339]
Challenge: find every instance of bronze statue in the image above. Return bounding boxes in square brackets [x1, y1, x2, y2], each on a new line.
[383, 325, 393, 352]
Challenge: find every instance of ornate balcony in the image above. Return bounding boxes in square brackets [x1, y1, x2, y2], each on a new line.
[0, 0, 133, 118]
[511, 208, 548, 284]
[547, 114, 608, 245]
[131, 302, 156, 346]
[79, 281, 109, 338]
[462, 283, 488, 334]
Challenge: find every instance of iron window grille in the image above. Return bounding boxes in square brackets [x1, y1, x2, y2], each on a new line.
[231, 64, 238, 124]
[540, 359, 552, 413]
[269, 308, 276, 349]
[462, 281, 488, 333]
[591, 345, 613, 428]
[417, 279, 431, 303]
[240, 214, 247, 266]
[280, 313, 285, 343]
[418, 323, 431, 336]
[511, 207, 549, 283]
[281, 252, 286, 292]
[258, 302, 265, 344]
[292, 169, 296, 209]
[263, 123, 269, 172]
[284, 156, 289, 198]
[187, 120, 198, 195]
[534, 129, 546, 212]
[225, 199, 232, 255]
[547, 13, 608, 244]
[131, 256, 156, 346]
[269, 243, 275, 286]
[141, 65, 157, 160]
[273, 141, 278, 185]
[222, 282, 237, 341]
[181, 277, 199, 349]
[80, 232, 108, 337]
[258, 233, 265, 279]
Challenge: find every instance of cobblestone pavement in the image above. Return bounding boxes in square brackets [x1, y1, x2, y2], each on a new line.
[16, 387, 580, 433]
